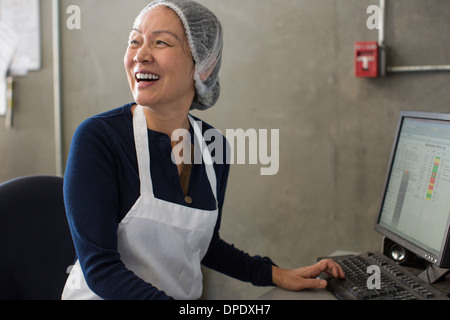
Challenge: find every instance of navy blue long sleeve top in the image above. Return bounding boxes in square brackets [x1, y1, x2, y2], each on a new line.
[63, 103, 274, 300]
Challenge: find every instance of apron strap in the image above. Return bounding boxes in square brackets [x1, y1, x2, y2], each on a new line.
[189, 115, 218, 205]
[133, 105, 153, 194]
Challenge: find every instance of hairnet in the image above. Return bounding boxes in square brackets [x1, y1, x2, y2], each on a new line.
[134, 0, 223, 110]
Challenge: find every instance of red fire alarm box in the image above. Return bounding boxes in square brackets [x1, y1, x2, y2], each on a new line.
[354, 41, 379, 77]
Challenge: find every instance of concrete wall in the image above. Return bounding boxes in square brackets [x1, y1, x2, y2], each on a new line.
[0, 0, 449, 299]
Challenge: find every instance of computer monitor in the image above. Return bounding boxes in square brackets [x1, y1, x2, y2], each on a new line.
[374, 111, 450, 269]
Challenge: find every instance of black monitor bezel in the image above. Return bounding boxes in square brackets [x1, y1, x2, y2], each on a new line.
[374, 110, 450, 268]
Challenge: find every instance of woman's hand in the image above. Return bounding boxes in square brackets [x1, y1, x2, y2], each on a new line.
[272, 259, 345, 291]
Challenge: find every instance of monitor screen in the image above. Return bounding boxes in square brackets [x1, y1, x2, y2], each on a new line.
[375, 111, 450, 268]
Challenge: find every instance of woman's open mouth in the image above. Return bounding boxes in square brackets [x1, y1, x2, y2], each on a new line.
[136, 72, 160, 82]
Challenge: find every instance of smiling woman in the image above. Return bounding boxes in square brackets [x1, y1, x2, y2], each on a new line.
[61, 0, 273, 301]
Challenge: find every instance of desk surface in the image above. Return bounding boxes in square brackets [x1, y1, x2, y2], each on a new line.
[258, 287, 336, 300]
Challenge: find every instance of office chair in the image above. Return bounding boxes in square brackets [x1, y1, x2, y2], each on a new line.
[0, 175, 75, 300]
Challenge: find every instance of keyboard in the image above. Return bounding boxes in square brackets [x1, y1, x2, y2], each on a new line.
[321, 252, 449, 300]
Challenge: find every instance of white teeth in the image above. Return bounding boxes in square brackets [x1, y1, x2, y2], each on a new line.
[136, 73, 160, 80]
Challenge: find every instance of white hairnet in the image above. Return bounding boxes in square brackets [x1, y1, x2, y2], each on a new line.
[135, 0, 223, 110]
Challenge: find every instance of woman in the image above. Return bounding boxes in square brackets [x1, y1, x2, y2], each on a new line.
[62, 0, 344, 300]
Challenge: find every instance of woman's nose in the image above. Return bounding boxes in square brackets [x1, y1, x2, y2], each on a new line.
[134, 46, 154, 64]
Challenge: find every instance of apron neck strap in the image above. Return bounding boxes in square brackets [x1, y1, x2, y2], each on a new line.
[133, 105, 153, 194]
[133, 105, 218, 204]
[189, 115, 218, 202]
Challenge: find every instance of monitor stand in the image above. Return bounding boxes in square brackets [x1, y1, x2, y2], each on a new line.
[418, 265, 450, 285]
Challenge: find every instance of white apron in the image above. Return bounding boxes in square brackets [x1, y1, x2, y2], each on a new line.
[62, 105, 218, 300]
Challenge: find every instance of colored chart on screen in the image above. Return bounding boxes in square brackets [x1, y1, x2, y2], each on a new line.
[426, 157, 440, 200]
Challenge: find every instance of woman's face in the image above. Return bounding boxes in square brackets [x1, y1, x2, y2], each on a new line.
[124, 6, 196, 110]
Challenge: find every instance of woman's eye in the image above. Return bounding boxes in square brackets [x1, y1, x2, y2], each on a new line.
[156, 40, 170, 47]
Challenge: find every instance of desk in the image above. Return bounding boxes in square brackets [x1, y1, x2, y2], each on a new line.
[258, 287, 336, 300]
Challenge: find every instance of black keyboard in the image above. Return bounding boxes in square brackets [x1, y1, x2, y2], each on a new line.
[321, 252, 449, 300]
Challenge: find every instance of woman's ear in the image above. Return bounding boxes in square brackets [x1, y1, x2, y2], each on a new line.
[199, 59, 218, 81]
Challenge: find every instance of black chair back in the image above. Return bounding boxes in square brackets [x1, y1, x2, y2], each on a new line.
[0, 176, 75, 300]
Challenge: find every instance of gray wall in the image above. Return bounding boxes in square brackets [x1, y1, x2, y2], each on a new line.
[0, 0, 449, 299]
